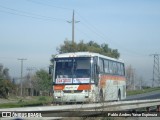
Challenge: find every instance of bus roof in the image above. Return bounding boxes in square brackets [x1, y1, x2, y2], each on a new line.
[54, 52, 124, 63]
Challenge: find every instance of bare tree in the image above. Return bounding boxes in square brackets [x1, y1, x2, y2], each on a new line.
[126, 65, 136, 90]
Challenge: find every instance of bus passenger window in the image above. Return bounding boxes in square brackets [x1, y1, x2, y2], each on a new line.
[99, 58, 104, 73]
[104, 60, 109, 73]
[122, 64, 125, 76]
[109, 61, 113, 74]
[117, 63, 121, 75]
[113, 62, 117, 75]
[120, 63, 125, 76]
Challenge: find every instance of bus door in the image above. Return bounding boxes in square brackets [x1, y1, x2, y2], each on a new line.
[92, 57, 99, 86]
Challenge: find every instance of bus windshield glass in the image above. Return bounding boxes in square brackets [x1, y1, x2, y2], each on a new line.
[55, 57, 92, 84]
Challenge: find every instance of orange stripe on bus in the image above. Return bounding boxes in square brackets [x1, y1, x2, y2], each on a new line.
[77, 85, 91, 90]
[54, 85, 65, 90]
[100, 75, 126, 81]
[99, 75, 126, 87]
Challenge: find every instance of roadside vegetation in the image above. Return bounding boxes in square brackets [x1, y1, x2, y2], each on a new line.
[0, 96, 53, 108]
[0, 64, 53, 108]
[127, 86, 160, 96]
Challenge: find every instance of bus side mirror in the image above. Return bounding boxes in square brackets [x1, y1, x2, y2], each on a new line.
[53, 82, 55, 85]
[49, 66, 52, 75]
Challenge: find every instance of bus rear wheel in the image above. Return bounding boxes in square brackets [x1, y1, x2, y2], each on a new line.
[117, 89, 121, 101]
[100, 89, 103, 102]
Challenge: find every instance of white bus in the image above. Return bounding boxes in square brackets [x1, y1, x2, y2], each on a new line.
[51, 52, 126, 103]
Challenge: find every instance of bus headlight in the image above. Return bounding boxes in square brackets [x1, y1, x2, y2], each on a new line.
[55, 96, 61, 99]
[85, 90, 88, 92]
[84, 90, 91, 92]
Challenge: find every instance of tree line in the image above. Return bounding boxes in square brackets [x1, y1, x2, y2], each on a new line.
[0, 64, 15, 98]
[56, 39, 120, 59]
[0, 64, 52, 98]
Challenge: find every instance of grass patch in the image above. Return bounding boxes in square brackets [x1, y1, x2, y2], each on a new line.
[127, 87, 160, 96]
[0, 101, 43, 108]
[0, 96, 53, 108]
[38, 96, 47, 102]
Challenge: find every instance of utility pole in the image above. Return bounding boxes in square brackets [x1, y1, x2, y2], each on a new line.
[150, 54, 160, 87]
[67, 10, 80, 44]
[18, 58, 27, 96]
[26, 67, 35, 96]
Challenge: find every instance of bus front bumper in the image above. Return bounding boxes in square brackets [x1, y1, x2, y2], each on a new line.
[53, 94, 90, 103]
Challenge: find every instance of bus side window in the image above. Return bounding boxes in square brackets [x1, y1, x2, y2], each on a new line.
[109, 61, 113, 74]
[99, 58, 104, 73]
[122, 63, 125, 76]
[112, 62, 117, 75]
[104, 59, 109, 74]
[117, 63, 121, 75]
[120, 63, 125, 76]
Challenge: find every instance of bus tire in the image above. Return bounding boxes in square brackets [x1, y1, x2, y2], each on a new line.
[100, 89, 103, 102]
[118, 89, 121, 101]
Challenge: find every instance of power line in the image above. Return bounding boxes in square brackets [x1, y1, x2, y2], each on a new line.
[76, 10, 109, 41]
[150, 54, 160, 87]
[22, 1, 111, 43]
[0, 1, 148, 57]
[75, 27, 94, 41]
[0, 57, 16, 59]
[26, 0, 72, 11]
[75, 10, 146, 56]
[25, 0, 149, 57]
[0, 5, 67, 22]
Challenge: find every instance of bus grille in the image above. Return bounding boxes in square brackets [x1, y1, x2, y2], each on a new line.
[63, 90, 83, 93]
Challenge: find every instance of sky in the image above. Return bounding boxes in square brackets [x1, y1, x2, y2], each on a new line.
[0, 0, 160, 86]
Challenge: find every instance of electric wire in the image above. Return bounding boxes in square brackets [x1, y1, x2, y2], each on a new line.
[0, 1, 147, 56]
[75, 10, 145, 56]
[26, 0, 72, 11]
[0, 4, 67, 22]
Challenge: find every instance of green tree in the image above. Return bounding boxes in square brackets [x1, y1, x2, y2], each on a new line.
[34, 69, 51, 92]
[57, 39, 77, 53]
[56, 39, 120, 58]
[0, 64, 15, 98]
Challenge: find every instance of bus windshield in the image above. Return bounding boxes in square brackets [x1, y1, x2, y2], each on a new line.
[55, 57, 92, 84]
